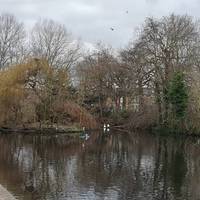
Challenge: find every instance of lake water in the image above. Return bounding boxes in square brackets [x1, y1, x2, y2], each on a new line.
[0, 132, 200, 200]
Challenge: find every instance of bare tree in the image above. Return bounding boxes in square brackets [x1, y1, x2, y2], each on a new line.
[76, 46, 122, 118]
[120, 41, 154, 112]
[30, 19, 80, 70]
[0, 13, 26, 69]
[136, 14, 200, 124]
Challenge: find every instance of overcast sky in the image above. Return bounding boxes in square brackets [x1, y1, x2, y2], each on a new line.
[0, 0, 199, 48]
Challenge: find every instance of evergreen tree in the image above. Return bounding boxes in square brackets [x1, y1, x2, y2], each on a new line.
[168, 71, 188, 121]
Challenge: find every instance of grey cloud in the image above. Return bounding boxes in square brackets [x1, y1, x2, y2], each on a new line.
[145, 0, 158, 4]
[0, 0, 199, 48]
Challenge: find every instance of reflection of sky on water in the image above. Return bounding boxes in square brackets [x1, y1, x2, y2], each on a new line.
[0, 133, 199, 199]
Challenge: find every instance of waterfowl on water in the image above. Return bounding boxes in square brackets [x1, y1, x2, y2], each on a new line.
[80, 129, 90, 140]
[85, 133, 90, 140]
[103, 124, 110, 133]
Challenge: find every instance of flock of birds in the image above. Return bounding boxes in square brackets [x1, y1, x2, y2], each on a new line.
[110, 10, 129, 31]
[80, 124, 110, 143]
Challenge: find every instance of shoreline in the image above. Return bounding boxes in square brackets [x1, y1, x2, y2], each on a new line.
[0, 184, 16, 200]
[0, 126, 83, 135]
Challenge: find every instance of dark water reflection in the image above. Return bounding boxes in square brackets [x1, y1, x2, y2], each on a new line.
[0, 132, 200, 200]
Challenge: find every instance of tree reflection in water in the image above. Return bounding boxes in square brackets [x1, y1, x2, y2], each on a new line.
[0, 132, 199, 200]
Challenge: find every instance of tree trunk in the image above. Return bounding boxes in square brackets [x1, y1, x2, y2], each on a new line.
[155, 81, 163, 124]
[138, 79, 144, 112]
